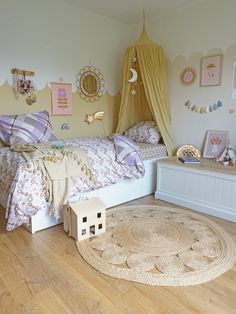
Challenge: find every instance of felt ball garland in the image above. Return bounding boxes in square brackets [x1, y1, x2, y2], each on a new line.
[185, 100, 223, 113]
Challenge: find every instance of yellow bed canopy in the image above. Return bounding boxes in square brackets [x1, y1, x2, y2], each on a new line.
[116, 25, 175, 156]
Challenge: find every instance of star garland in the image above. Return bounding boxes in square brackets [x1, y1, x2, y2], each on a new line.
[184, 100, 223, 113]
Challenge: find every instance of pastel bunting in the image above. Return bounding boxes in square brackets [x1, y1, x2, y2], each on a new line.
[185, 100, 223, 113]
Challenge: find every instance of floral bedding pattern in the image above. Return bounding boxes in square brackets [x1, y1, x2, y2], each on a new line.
[124, 121, 160, 145]
[0, 137, 145, 231]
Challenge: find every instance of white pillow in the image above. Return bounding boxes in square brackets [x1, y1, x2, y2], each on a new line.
[124, 121, 160, 145]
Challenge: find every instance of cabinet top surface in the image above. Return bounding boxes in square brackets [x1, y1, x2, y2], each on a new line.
[158, 157, 236, 176]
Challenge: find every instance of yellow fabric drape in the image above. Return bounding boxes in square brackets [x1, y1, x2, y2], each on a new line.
[116, 47, 153, 132]
[116, 29, 175, 156]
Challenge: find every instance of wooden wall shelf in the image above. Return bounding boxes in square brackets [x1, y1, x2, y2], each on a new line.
[11, 68, 35, 76]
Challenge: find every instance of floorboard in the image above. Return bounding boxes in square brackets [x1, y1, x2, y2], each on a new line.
[0, 195, 235, 314]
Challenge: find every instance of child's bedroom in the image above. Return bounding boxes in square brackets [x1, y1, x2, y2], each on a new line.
[0, 0, 235, 313]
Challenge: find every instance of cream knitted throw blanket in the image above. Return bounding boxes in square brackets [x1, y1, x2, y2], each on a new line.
[21, 144, 94, 218]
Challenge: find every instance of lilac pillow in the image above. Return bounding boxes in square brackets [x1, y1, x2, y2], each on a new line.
[0, 110, 57, 145]
[113, 134, 144, 175]
[124, 121, 160, 145]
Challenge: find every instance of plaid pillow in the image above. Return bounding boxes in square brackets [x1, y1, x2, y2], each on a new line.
[124, 121, 160, 145]
[0, 110, 57, 145]
[113, 134, 144, 176]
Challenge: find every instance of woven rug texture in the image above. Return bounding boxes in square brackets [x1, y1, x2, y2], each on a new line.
[76, 205, 236, 286]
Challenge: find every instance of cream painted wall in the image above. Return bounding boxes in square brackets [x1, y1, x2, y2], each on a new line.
[2, 0, 236, 152]
[144, 0, 236, 152]
[0, 83, 121, 142]
[0, 0, 133, 139]
[0, 0, 132, 94]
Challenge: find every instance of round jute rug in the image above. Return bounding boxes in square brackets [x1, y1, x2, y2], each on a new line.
[76, 205, 236, 286]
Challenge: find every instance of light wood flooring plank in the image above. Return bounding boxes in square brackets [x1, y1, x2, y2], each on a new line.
[0, 195, 235, 314]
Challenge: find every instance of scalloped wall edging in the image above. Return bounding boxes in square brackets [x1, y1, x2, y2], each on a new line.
[0, 81, 121, 139]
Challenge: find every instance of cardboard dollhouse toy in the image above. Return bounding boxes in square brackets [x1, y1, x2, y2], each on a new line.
[63, 197, 106, 241]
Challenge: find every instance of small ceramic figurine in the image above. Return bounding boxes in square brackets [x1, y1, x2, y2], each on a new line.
[219, 144, 236, 163]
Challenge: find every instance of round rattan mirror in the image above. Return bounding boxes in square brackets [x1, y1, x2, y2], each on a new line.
[76, 65, 105, 102]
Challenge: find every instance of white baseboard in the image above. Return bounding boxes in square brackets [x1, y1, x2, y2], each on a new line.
[155, 191, 236, 223]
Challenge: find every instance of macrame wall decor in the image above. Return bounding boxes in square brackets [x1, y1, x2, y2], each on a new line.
[12, 68, 37, 105]
[184, 99, 223, 113]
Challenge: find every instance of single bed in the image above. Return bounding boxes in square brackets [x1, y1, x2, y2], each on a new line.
[0, 112, 167, 233]
[0, 137, 167, 233]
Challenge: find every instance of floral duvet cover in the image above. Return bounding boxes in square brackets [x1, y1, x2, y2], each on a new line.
[0, 136, 144, 231]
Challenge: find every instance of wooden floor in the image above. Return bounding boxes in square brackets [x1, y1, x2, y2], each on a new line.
[0, 195, 235, 314]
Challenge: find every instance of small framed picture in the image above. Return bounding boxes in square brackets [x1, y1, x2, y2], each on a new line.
[203, 130, 229, 158]
[200, 55, 222, 87]
[232, 61, 236, 99]
[51, 82, 72, 115]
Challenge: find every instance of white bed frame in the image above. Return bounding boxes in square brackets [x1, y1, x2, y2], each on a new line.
[1, 157, 162, 233]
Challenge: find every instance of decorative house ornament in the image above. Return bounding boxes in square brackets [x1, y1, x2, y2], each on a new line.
[76, 65, 105, 102]
[184, 100, 223, 113]
[63, 197, 106, 241]
[180, 67, 196, 85]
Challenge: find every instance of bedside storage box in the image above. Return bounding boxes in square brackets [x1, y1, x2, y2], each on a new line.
[63, 197, 106, 241]
[155, 157, 236, 222]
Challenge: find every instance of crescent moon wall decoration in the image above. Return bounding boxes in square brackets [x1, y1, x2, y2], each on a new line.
[128, 68, 138, 83]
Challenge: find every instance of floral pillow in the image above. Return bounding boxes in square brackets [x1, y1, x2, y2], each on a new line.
[0, 110, 57, 146]
[124, 121, 160, 145]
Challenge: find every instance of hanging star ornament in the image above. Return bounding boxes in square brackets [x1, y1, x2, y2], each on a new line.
[85, 114, 94, 124]
[130, 88, 136, 95]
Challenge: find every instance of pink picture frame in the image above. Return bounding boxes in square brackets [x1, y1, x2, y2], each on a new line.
[200, 55, 222, 87]
[203, 130, 229, 158]
[51, 82, 72, 115]
[232, 61, 236, 99]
